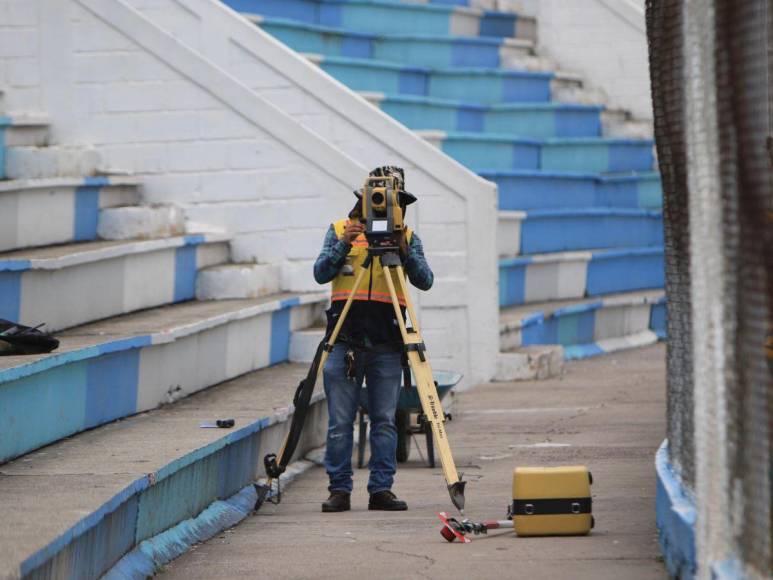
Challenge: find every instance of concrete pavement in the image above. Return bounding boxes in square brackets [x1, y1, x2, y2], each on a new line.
[159, 344, 668, 580]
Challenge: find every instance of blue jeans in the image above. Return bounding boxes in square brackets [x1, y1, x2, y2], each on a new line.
[323, 344, 403, 494]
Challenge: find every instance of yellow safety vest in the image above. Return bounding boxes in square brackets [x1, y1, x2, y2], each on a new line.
[331, 219, 413, 307]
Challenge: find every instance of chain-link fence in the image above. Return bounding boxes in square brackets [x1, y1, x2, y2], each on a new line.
[646, 0, 695, 489]
[646, 0, 772, 577]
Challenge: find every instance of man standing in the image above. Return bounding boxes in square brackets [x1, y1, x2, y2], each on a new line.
[313, 166, 434, 513]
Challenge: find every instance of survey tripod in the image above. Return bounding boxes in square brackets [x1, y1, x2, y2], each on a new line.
[254, 244, 466, 514]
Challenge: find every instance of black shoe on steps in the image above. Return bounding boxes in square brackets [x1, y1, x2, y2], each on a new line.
[322, 491, 351, 512]
[368, 490, 408, 511]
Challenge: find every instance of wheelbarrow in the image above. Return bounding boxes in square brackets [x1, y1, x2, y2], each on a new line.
[356, 371, 462, 469]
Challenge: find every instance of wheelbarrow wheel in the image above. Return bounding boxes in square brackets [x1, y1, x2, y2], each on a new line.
[395, 409, 410, 463]
[425, 421, 435, 468]
[357, 410, 367, 469]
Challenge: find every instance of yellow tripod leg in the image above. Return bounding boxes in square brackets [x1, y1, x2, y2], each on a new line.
[260, 263, 370, 502]
[381, 261, 466, 513]
[391, 264, 422, 334]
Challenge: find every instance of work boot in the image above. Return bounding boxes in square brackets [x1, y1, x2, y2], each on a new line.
[322, 491, 351, 512]
[368, 490, 408, 511]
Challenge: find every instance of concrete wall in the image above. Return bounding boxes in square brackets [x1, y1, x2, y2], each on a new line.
[0, 0, 499, 386]
[531, 0, 653, 121]
[0, 1, 42, 113]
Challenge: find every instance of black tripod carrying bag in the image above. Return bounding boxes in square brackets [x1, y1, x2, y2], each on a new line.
[0, 320, 59, 356]
[261, 337, 326, 484]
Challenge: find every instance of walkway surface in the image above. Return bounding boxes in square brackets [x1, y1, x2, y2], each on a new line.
[159, 344, 667, 580]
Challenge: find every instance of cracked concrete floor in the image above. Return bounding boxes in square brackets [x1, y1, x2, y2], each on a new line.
[159, 344, 667, 580]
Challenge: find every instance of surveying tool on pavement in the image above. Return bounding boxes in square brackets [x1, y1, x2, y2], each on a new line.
[437, 466, 595, 543]
[254, 175, 467, 514]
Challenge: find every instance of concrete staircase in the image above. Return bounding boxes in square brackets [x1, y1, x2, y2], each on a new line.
[227, 0, 665, 375]
[0, 97, 330, 578]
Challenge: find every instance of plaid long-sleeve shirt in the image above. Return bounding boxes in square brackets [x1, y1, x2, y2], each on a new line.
[313, 224, 434, 347]
[313, 225, 434, 290]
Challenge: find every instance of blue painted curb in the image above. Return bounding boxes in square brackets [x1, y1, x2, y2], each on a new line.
[379, 93, 602, 112]
[482, 169, 662, 181]
[0, 335, 153, 384]
[319, 54, 430, 73]
[225, 0, 500, 36]
[655, 440, 697, 580]
[509, 292, 667, 360]
[103, 457, 318, 580]
[526, 207, 662, 218]
[17, 394, 327, 579]
[444, 133, 652, 146]
[258, 13, 524, 68]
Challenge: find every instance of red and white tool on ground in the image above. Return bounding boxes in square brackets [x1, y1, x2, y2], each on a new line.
[437, 512, 514, 543]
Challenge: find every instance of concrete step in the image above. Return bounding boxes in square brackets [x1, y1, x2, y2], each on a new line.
[280, 9, 643, 122]
[0, 235, 230, 331]
[480, 169, 662, 211]
[253, 15, 535, 69]
[97, 204, 186, 241]
[5, 145, 103, 179]
[0, 291, 327, 464]
[602, 107, 655, 139]
[419, 131, 655, 173]
[551, 79, 610, 107]
[365, 93, 602, 137]
[0, 115, 49, 147]
[497, 208, 663, 255]
[494, 344, 564, 381]
[227, 0, 533, 40]
[0, 360, 326, 580]
[0, 176, 140, 252]
[196, 263, 281, 300]
[499, 289, 667, 359]
[498, 246, 664, 307]
[0, 115, 50, 179]
[289, 325, 326, 362]
[422, 0, 501, 10]
[498, 38, 554, 71]
[303, 51, 608, 111]
[416, 0, 498, 10]
[308, 53, 552, 103]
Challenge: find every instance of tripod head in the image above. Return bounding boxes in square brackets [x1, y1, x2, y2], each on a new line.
[361, 246, 403, 269]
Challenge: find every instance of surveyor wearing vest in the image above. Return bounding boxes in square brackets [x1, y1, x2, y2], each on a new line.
[313, 166, 433, 513]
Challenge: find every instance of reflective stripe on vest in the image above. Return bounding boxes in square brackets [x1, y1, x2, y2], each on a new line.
[330, 219, 412, 307]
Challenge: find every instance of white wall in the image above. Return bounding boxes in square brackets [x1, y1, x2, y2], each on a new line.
[0, 0, 499, 386]
[0, 1, 42, 112]
[533, 0, 653, 121]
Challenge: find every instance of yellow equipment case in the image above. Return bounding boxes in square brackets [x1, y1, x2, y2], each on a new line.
[511, 466, 594, 536]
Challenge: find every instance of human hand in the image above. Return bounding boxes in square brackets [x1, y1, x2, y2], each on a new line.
[342, 221, 365, 244]
[397, 229, 408, 256]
